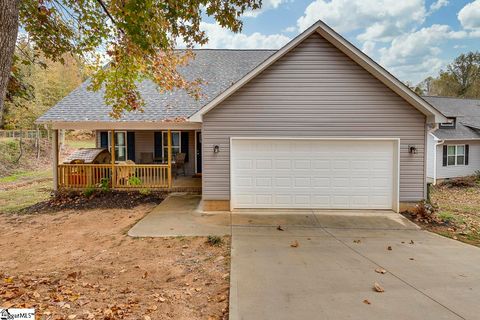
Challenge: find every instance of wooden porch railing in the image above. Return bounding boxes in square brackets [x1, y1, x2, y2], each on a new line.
[57, 164, 170, 189]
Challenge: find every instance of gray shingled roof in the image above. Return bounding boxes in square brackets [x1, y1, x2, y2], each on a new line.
[423, 96, 480, 140]
[37, 49, 276, 123]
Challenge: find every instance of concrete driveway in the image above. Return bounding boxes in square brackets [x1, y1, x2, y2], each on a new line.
[230, 210, 480, 320]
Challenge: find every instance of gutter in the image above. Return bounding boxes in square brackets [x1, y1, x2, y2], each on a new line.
[428, 124, 444, 185]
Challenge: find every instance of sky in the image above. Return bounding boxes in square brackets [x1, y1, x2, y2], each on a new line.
[198, 0, 480, 84]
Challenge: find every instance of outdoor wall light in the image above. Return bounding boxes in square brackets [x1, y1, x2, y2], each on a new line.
[213, 145, 220, 153]
[408, 145, 418, 154]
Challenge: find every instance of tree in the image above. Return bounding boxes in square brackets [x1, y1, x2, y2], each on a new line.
[0, 0, 262, 126]
[427, 52, 480, 98]
[3, 40, 88, 129]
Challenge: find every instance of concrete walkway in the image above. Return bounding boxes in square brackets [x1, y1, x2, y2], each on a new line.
[128, 194, 230, 237]
[230, 210, 480, 320]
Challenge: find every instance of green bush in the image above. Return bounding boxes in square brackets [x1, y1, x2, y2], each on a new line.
[83, 186, 95, 197]
[128, 176, 142, 186]
[139, 188, 151, 196]
[206, 235, 223, 246]
[99, 178, 110, 192]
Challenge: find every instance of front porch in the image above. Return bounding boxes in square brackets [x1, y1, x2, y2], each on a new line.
[52, 125, 202, 192]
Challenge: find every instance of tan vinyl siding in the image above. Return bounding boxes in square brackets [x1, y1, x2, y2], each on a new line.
[436, 140, 480, 179]
[202, 32, 426, 202]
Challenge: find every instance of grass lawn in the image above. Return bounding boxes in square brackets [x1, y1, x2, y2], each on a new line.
[0, 179, 52, 214]
[65, 138, 95, 149]
[0, 169, 51, 184]
[429, 181, 480, 246]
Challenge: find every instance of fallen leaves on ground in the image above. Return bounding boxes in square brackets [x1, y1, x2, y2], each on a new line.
[402, 182, 480, 247]
[0, 206, 231, 319]
[373, 282, 385, 293]
[375, 268, 387, 274]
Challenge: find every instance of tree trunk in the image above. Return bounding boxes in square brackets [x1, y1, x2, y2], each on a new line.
[0, 0, 20, 129]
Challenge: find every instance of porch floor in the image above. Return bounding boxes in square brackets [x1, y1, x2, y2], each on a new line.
[171, 175, 202, 192]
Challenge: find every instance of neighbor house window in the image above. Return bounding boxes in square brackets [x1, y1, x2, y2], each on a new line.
[108, 131, 127, 162]
[162, 131, 181, 160]
[447, 145, 465, 166]
[439, 118, 456, 129]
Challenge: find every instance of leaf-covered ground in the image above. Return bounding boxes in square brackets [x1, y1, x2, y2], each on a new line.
[403, 178, 480, 247]
[428, 183, 480, 246]
[0, 205, 230, 319]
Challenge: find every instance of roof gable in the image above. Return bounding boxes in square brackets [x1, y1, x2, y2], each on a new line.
[189, 20, 447, 123]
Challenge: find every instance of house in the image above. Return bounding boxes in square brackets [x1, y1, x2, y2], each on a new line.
[37, 20, 448, 212]
[424, 96, 480, 184]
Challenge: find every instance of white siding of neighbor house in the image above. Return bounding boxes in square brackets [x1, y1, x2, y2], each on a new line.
[202, 32, 427, 202]
[436, 140, 480, 179]
[426, 133, 436, 179]
[95, 130, 196, 176]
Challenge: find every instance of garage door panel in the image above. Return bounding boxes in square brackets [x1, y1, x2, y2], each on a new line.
[232, 139, 395, 210]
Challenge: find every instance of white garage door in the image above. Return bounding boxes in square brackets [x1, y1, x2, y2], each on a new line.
[231, 139, 397, 210]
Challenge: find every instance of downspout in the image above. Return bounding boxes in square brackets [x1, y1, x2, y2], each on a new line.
[428, 124, 444, 185]
[434, 139, 445, 185]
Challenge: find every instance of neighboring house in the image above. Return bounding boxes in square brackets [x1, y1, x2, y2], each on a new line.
[424, 96, 480, 184]
[37, 20, 447, 212]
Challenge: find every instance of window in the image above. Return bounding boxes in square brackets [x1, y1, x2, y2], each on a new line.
[108, 131, 127, 162]
[439, 118, 456, 129]
[162, 131, 181, 160]
[447, 145, 465, 166]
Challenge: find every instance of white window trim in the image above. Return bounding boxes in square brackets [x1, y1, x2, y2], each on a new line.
[441, 121, 455, 127]
[161, 131, 182, 159]
[447, 144, 466, 166]
[107, 131, 128, 162]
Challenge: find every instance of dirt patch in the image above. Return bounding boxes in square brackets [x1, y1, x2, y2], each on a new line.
[0, 205, 231, 319]
[20, 190, 167, 214]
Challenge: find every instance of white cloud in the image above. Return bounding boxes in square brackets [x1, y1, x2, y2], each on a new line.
[196, 22, 290, 49]
[458, 0, 480, 34]
[243, 0, 289, 17]
[376, 24, 467, 82]
[283, 26, 297, 33]
[296, 0, 426, 41]
[430, 0, 449, 12]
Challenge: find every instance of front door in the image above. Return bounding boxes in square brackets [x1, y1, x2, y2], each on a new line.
[196, 131, 202, 174]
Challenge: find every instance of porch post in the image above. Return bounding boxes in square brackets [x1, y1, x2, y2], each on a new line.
[52, 129, 59, 191]
[167, 129, 172, 188]
[110, 130, 115, 188]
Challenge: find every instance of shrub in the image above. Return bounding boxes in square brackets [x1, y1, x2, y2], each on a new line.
[99, 178, 110, 192]
[128, 176, 142, 186]
[139, 188, 151, 196]
[83, 186, 95, 197]
[441, 177, 476, 188]
[206, 235, 223, 246]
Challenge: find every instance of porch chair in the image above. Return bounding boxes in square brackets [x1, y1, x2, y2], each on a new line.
[116, 160, 136, 186]
[139, 152, 154, 164]
[173, 153, 186, 177]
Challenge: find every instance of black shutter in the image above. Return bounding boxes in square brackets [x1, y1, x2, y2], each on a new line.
[181, 132, 189, 162]
[127, 132, 135, 162]
[154, 132, 163, 159]
[100, 131, 108, 149]
[465, 145, 469, 165]
[442, 145, 448, 166]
